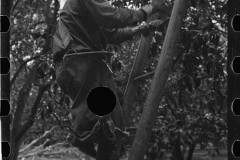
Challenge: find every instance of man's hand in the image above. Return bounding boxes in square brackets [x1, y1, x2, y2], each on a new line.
[132, 22, 150, 37]
[131, 20, 165, 37]
[148, 20, 164, 31]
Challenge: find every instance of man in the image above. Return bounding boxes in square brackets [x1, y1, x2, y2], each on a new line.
[52, 0, 165, 159]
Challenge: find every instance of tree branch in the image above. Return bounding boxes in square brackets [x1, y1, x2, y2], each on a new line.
[13, 83, 51, 143]
[11, 0, 21, 15]
[10, 54, 49, 88]
[50, 112, 86, 140]
[50, 0, 59, 34]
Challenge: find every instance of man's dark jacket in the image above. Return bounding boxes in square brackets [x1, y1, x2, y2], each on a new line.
[52, 0, 147, 62]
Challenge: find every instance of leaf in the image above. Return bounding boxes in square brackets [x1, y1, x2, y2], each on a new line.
[53, 83, 58, 95]
[47, 102, 53, 114]
[112, 59, 121, 72]
[150, 43, 158, 58]
[59, 96, 64, 106]
[177, 78, 183, 87]
[185, 77, 193, 93]
[40, 109, 45, 120]
[193, 42, 199, 51]
[213, 81, 219, 90]
[179, 84, 186, 91]
[37, 65, 45, 78]
[217, 89, 226, 99]
[52, 72, 56, 80]
[43, 62, 48, 71]
[200, 0, 205, 5]
[206, 62, 211, 75]
[64, 97, 70, 106]
[208, 104, 216, 114]
[32, 32, 41, 39]
[215, 34, 220, 46]
[111, 0, 123, 7]
[41, 32, 47, 39]
[176, 120, 184, 128]
[194, 77, 201, 89]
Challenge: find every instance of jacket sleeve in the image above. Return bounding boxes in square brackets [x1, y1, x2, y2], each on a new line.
[102, 28, 134, 45]
[85, 0, 146, 28]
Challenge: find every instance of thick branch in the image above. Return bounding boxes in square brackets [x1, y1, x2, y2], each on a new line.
[172, 136, 184, 160]
[13, 83, 51, 143]
[186, 142, 196, 160]
[123, 13, 161, 126]
[128, 0, 189, 159]
[11, 60, 40, 144]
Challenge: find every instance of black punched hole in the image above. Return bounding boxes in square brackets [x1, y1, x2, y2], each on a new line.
[232, 56, 240, 74]
[2, 141, 11, 158]
[232, 15, 240, 32]
[232, 140, 240, 158]
[0, 15, 10, 33]
[0, 58, 10, 75]
[87, 87, 116, 117]
[232, 98, 240, 116]
[0, 99, 10, 117]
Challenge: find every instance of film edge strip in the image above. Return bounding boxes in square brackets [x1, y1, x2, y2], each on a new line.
[230, 9, 240, 159]
[1, 14, 11, 159]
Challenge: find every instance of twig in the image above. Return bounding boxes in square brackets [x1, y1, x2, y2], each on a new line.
[31, 139, 50, 152]
[50, 112, 85, 139]
[11, 0, 21, 15]
[45, 142, 66, 150]
[18, 143, 70, 159]
[38, 151, 65, 155]
[18, 148, 50, 159]
[19, 127, 55, 153]
[48, 92, 71, 113]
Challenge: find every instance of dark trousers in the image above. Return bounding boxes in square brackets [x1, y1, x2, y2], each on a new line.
[55, 53, 125, 154]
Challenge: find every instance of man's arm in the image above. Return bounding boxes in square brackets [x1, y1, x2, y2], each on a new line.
[85, 0, 145, 28]
[102, 28, 133, 45]
[85, 0, 163, 28]
[103, 20, 164, 44]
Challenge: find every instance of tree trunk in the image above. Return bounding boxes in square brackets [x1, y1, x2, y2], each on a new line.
[172, 136, 184, 160]
[128, 0, 189, 159]
[182, 144, 187, 158]
[186, 143, 196, 160]
[122, 13, 161, 126]
[10, 140, 22, 160]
